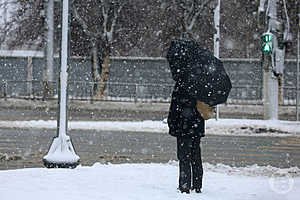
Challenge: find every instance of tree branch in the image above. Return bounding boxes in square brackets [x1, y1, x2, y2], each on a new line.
[108, 2, 124, 42]
[187, 0, 212, 31]
[72, 5, 101, 39]
[102, 5, 108, 39]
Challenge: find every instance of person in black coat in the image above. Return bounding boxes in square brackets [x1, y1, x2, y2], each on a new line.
[166, 40, 229, 194]
[167, 81, 205, 194]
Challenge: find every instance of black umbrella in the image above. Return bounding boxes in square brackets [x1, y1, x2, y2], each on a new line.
[167, 40, 232, 106]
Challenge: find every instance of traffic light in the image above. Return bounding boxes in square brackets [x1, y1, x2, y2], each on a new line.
[261, 32, 273, 54]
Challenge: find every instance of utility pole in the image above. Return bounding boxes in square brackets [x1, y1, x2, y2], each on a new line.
[214, 0, 220, 120]
[259, 0, 291, 120]
[262, 42, 278, 120]
[297, 13, 300, 121]
[261, 0, 278, 120]
[43, 0, 54, 99]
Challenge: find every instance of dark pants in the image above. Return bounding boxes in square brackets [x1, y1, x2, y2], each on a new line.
[177, 136, 203, 190]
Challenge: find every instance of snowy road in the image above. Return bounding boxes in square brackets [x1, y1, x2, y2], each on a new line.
[1, 128, 300, 170]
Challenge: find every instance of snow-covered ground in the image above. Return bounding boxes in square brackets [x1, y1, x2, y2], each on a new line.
[0, 118, 300, 137]
[1, 119, 300, 199]
[0, 162, 299, 200]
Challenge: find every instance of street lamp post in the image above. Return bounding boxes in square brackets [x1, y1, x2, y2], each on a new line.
[43, 0, 80, 168]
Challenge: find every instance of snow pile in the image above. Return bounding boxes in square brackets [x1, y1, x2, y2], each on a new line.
[206, 119, 300, 136]
[166, 161, 300, 177]
[0, 163, 299, 200]
[203, 163, 300, 177]
[0, 119, 300, 137]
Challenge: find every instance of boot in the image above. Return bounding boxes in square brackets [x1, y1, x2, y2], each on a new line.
[178, 187, 190, 194]
[180, 188, 190, 194]
[192, 187, 202, 193]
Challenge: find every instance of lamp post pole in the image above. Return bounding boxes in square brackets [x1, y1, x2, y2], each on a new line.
[214, 0, 220, 120]
[43, 0, 80, 168]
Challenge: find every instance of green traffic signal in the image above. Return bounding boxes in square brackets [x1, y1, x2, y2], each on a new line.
[263, 34, 272, 42]
[261, 33, 273, 54]
[263, 43, 272, 52]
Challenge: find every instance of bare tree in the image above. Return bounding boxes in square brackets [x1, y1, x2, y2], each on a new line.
[129, 0, 217, 57]
[163, 0, 216, 40]
[1, 0, 144, 99]
[0, 0, 54, 99]
[2, 0, 298, 64]
[72, 0, 125, 98]
[0, 0, 45, 49]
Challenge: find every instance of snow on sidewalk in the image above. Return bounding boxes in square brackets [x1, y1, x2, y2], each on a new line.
[0, 119, 300, 137]
[0, 162, 299, 200]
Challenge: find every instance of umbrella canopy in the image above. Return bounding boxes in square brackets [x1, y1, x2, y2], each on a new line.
[167, 40, 232, 106]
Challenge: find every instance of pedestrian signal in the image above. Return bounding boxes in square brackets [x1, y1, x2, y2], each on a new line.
[261, 33, 273, 54]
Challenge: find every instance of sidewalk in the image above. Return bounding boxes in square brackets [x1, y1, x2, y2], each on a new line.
[0, 119, 299, 136]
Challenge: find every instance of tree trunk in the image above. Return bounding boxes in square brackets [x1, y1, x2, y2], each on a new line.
[27, 56, 33, 98]
[91, 45, 101, 96]
[98, 55, 110, 98]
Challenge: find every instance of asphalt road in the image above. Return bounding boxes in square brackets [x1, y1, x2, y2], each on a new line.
[0, 103, 167, 121]
[0, 99, 298, 121]
[1, 128, 300, 170]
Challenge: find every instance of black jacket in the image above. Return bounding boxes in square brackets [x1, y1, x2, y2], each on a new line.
[167, 82, 205, 138]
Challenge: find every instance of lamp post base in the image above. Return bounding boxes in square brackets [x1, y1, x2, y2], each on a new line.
[43, 135, 80, 169]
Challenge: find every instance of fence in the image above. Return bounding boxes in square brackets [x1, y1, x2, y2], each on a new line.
[0, 80, 173, 102]
[0, 50, 299, 105]
[0, 79, 298, 105]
